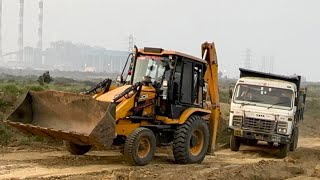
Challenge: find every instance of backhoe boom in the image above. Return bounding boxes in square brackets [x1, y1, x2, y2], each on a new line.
[202, 42, 220, 153]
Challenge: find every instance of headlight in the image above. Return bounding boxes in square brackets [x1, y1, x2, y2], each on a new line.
[162, 80, 168, 87]
[277, 121, 288, 134]
[232, 116, 243, 127]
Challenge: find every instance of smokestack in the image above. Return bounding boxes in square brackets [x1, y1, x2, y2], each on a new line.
[38, 0, 43, 50]
[18, 0, 24, 62]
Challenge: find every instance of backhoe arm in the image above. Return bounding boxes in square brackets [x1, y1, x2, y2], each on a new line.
[201, 42, 220, 154]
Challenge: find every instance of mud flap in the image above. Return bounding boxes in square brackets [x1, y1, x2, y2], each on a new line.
[4, 90, 116, 149]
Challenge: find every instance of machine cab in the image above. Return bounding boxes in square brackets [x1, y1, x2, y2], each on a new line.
[119, 47, 208, 119]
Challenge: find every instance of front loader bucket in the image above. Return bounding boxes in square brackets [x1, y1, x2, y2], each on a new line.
[4, 90, 116, 149]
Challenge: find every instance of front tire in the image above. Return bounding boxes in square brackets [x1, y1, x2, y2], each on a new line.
[278, 143, 289, 158]
[172, 115, 209, 164]
[64, 141, 92, 155]
[230, 133, 241, 151]
[124, 127, 156, 166]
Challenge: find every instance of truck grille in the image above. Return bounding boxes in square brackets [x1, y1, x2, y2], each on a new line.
[243, 118, 276, 133]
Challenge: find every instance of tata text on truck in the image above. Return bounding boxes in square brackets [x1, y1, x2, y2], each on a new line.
[229, 68, 307, 158]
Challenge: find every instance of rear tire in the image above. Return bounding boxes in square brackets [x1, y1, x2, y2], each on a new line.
[172, 115, 209, 164]
[278, 143, 289, 158]
[290, 127, 299, 151]
[124, 127, 156, 166]
[230, 134, 241, 151]
[64, 141, 92, 155]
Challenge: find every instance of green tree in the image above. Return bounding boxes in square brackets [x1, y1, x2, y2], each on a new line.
[38, 71, 53, 85]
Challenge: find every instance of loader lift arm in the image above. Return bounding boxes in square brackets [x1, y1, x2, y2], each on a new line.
[82, 78, 112, 95]
[201, 42, 220, 154]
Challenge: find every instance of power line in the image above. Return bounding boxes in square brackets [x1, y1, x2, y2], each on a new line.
[261, 56, 266, 72]
[269, 56, 275, 73]
[243, 48, 252, 69]
[128, 34, 134, 52]
[260, 55, 275, 73]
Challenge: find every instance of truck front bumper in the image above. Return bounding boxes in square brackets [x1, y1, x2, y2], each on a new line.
[230, 128, 291, 144]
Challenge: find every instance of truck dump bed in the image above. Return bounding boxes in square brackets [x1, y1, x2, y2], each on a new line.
[239, 68, 301, 91]
[4, 91, 116, 148]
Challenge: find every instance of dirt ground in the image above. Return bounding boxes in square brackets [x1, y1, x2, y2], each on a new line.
[0, 138, 319, 180]
[1, 115, 320, 180]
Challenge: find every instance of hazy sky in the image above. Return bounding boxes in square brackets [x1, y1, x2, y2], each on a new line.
[2, 0, 320, 81]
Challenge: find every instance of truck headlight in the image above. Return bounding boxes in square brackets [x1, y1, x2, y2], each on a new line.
[277, 121, 288, 134]
[232, 116, 243, 127]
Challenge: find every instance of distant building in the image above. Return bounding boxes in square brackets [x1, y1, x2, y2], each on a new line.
[218, 71, 223, 79]
[1, 41, 130, 72]
[2, 51, 18, 63]
[84, 64, 96, 72]
[24, 46, 42, 66]
[43, 41, 129, 73]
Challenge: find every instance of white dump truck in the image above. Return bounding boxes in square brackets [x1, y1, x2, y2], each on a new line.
[229, 68, 307, 158]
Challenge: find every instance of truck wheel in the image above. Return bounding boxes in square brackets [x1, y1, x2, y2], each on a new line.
[230, 134, 241, 151]
[124, 127, 156, 166]
[290, 127, 299, 151]
[278, 143, 289, 158]
[247, 139, 258, 146]
[172, 115, 209, 164]
[64, 141, 92, 155]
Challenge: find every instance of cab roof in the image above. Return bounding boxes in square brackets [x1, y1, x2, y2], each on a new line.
[137, 47, 207, 64]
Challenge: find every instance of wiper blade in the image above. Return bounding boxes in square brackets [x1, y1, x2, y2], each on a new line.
[267, 102, 283, 109]
[241, 102, 256, 107]
[249, 100, 263, 103]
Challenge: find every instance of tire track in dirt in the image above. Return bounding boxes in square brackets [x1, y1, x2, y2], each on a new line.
[0, 138, 319, 180]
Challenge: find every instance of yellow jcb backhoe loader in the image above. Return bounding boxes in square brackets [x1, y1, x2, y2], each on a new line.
[4, 42, 220, 166]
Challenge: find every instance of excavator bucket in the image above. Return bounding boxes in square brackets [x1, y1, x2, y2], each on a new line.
[4, 90, 116, 149]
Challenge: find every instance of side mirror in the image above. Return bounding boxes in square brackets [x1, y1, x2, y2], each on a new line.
[228, 89, 233, 104]
[116, 75, 123, 84]
[229, 89, 233, 99]
[228, 83, 235, 103]
[293, 106, 297, 113]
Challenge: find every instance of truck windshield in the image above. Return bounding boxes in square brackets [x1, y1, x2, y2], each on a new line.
[132, 56, 167, 84]
[233, 84, 294, 109]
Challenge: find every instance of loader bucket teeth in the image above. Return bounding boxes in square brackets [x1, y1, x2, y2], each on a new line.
[4, 90, 116, 149]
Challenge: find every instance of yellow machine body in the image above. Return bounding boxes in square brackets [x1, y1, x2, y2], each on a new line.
[4, 41, 221, 164]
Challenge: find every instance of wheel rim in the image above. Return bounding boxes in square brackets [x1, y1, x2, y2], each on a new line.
[189, 129, 204, 156]
[137, 137, 151, 159]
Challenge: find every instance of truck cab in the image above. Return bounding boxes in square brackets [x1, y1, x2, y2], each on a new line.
[229, 68, 306, 158]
